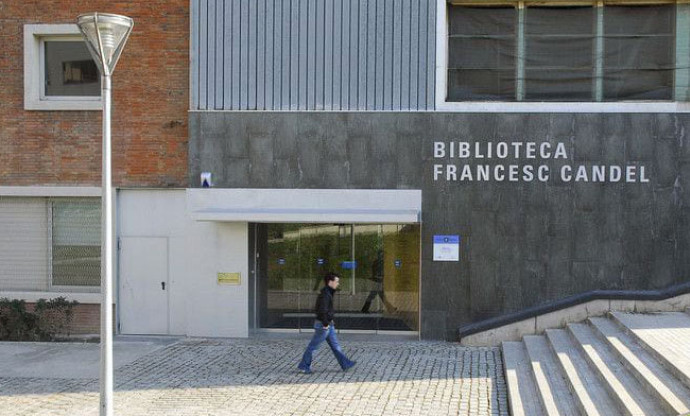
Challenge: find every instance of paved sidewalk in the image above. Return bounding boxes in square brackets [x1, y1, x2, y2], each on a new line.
[0, 337, 508, 416]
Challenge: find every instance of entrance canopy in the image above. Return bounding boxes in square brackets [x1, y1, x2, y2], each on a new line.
[186, 188, 421, 223]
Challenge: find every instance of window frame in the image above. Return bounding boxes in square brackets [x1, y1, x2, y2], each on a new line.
[435, 0, 690, 112]
[48, 197, 102, 293]
[0, 187, 102, 296]
[24, 24, 102, 111]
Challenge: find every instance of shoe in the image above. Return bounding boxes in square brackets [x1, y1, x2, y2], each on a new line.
[298, 366, 312, 374]
[342, 361, 356, 372]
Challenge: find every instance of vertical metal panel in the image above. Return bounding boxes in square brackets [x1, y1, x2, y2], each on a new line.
[231, 0, 241, 108]
[215, 0, 224, 109]
[349, 0, 359, 108]
[199, 0, 208, 110]
[375, 0, 385, 109]
[248, 0, 258, 109]
[357, 1, 367, 109]
[207, 0, 216, 109]
[264, 0, 274, 109]
[223, 0, 233, 108]
[319, 0, 329, 110]
[417, 0, 424, 110]
[307, 0, 317, 109]
[240, 0, 249, 108]
[281, 0, 290, 108]
[409, 0, 419, 109]
[420, 1, 436, 110]
[393, 0, 402, 110]
[192, 0, 436, 110]
[332, 0, 342, 110]
[366, 0, 376, 109]
[384, 0, 394, 110]
[292, 0, 302, 109]
[257, 0, 266, 109]
[400, 0, 410, 110]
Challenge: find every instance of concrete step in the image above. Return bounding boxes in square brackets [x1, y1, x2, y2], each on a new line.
[588, 316, 690, 416]
[546, 328, 623, 416]
[502, 341, 546, 416]
[567, 322, 667, 416]
[523, 335, 579, 416]
[611, 312, 690, 391]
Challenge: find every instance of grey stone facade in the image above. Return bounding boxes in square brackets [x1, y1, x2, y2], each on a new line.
[189, 111, 690, 340]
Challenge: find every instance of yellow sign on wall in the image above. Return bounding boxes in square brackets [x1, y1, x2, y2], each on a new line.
[217, 272, 241, 285]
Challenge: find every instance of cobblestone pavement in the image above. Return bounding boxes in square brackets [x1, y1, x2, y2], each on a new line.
[0, 338, 508, 416]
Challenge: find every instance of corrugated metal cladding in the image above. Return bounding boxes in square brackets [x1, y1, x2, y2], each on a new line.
[191, 0, 436, 111]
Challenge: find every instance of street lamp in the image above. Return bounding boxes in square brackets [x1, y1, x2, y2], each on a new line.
[76, 12, 133, 416]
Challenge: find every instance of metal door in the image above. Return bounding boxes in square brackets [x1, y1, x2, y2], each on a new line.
[119, 237, 169, 334]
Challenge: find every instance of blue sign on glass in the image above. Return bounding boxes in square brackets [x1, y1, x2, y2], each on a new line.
[394, 259, 402, 268]
[340, 261, 357, 270]
[316, 258, 325, 265]
[277, 258, 286, 265]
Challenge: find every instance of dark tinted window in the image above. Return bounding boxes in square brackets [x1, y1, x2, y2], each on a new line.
[44, 41, 100, 97]
[447, 6, 517, 101]
[524, 6, 595, 101]
[603, 5, 675, 100]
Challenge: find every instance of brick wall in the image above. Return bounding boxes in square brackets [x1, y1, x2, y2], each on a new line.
[0, 1, 189, 188]
[24, 302, 109, 335]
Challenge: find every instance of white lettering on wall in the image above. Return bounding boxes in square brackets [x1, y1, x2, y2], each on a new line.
[432, 140, 650, 184]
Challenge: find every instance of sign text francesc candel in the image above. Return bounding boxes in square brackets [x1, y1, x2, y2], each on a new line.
[432, 140, 650, 184]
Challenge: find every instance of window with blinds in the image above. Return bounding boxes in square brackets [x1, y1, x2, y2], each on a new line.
[447, 2, 686, 102]
[0, 197, 100, 292]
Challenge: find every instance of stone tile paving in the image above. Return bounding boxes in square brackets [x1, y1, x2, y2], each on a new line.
[0, 338, 508, 416]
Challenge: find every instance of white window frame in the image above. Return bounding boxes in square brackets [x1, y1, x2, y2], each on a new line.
[24, 24, 102, 111]
[435, 0, 690, 112]
[48, 198, 102, 294]
[0, 187, 103, 297]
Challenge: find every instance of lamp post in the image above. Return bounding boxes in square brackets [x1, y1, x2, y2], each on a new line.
[76, 13, 133, 416]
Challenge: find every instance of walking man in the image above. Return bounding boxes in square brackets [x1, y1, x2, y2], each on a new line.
[297, 272, 356, 374]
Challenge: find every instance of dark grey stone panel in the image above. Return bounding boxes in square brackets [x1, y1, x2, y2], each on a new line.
[573, 114, 604, 161]
[189, 111, 690, 340]
[627, 115, 657, 162]
[248, 136, 275, 187]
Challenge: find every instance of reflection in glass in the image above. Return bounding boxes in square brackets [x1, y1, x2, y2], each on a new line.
[44, 41, 101, 97]
[258, 223, 419, 332]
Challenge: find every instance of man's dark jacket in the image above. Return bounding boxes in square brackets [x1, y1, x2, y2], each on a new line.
[315, 286, 335, 327]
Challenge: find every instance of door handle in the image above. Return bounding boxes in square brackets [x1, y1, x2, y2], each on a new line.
[161, 282, 166, 290]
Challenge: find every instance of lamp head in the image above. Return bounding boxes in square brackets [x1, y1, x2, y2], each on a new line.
[76, 13, 133, 77]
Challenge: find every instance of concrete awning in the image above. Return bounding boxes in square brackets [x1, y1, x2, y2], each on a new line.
[186, 188, 421, 223]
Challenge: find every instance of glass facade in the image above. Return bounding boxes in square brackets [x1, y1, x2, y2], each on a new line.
[257, 223, 420, 332]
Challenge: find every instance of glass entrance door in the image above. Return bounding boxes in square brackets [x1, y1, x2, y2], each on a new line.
[256, 223, 419, 332]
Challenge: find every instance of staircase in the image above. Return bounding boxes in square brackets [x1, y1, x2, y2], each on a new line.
[502, 311, 690, 416]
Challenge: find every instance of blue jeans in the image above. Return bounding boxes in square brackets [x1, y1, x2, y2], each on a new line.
[298, 322, 354, 371]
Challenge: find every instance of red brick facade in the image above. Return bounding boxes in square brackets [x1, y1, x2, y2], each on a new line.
[0, 0, 189, 188]
[22, 302, 107, 335]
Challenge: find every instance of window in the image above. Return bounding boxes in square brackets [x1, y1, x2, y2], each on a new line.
[524, 6, 595, 102]
[51, 199, 101, 288]
[603, 4, 676, 100]
[447, 6, 516, 101]
[445, 2, 687, 103]
[24, 24, 102, 110]
[0, 196, 100, 292]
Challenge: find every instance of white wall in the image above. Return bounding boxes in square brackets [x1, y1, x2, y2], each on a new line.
[118, 189, 249, 338]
